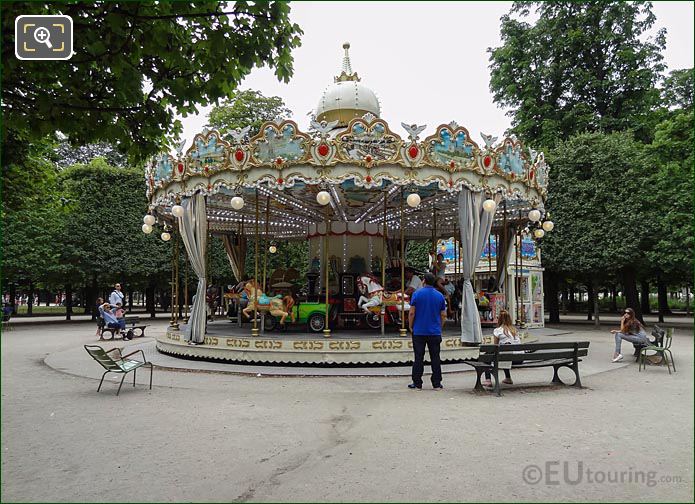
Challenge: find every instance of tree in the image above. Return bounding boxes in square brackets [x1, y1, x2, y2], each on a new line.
[488, 1, 666, 148]
[2, 140, 63, 313]
[541, 132, 653, 320]
[661, 68, 694, 110]
[54, 142, 128, 169]
[57, 159, 172, 314]
[207, 90, 292, 139]
[1, 1, 303, 162]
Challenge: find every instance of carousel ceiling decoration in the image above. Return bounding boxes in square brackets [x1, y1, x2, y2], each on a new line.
[146, 117, 549, 203]
[145, 41, 550, 237]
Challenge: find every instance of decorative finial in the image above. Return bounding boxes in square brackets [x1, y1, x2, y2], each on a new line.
[342, 42, 352, 75]
[334, 42, 360, 82]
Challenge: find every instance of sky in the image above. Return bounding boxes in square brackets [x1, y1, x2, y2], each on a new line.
[179, 1, 695, 144]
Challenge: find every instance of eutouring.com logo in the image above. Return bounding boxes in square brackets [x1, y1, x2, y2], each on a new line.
[522, 462, 683, 487]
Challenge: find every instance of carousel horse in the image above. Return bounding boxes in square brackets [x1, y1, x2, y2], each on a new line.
[241, 280, 266, 319]
[357, 274, 410, 313]
[268, 295, 296, 326]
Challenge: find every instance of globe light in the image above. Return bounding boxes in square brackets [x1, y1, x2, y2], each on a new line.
[316, 190, 331, 206]
[161, 231, 171, 242]
[231, 196, 245, 210]
[482, 199, 497, 213]
[406, 193, 421, 208]
[142, 223, 153, 234]
[542, 220, 555, 232]
[534, 228, 545, 239]
[171, 205, 184, 218]
[528, 209, 542, 222]
[269, 245, 277, 254]
[143, 214, 155, 226]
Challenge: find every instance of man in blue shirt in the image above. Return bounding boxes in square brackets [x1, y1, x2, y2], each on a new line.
[408, 273, 447, 390]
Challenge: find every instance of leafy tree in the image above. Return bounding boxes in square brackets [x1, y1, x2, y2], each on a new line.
[541, 132, 653, 319]
[54, 141, 128, 169]
[488, 1, 666, 147]
[207, 90, 292, 139]
[641, 109, 694, 318]
[661, 68, 694, 110]
[1, 1, 303, 161]
[57, 159, 172, 311]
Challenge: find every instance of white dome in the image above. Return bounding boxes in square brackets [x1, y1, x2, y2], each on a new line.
[314, 42, 380, 126]
[316, 80, 380, 124]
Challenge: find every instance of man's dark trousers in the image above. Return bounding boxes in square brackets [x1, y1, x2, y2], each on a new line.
[411, 335, 442, 387]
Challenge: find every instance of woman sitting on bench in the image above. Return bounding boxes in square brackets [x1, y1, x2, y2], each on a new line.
[99, 302, 127, 339]
[611, 307, 648, 363]
[482, 309, 523, 388]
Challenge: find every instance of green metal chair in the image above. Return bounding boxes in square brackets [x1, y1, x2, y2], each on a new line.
[84, 345, 153, 395]
[639, 327, 676, 374]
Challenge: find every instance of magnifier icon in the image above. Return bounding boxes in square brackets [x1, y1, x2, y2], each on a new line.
[33, 26, 52, 48]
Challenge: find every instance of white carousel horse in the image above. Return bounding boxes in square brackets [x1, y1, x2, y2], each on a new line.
[357, 274, 410, 313]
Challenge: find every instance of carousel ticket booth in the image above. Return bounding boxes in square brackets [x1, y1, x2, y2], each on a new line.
[142, 42, 553, 365]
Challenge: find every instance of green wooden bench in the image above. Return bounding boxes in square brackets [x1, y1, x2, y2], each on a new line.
[464, 341, 590, 396]
[100, 316, 149, 340]
[84, 345, 153, 396]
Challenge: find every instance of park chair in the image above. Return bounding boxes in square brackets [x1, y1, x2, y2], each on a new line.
[639, 327, 676, 374]
[84, 345, 153, 396]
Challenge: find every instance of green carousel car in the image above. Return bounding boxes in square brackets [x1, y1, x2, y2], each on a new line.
[264, 301, 331, 333]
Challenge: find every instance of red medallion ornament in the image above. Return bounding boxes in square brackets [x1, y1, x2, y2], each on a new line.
[483, 156, 492, 168]
[408, 145, 419, 159]
[234, 149, 244, 162]
[177, 163, 184, 174]
[365, 155, 373, 163]
[275, 157, 283, 166]
[277, 177, 284, 185]
[449, 160, 456, 169]
[365, 175, 372, 183]
[317, 144, 329, 157]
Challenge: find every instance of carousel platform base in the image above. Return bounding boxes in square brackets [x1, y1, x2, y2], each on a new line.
[156, 320, 545, 366]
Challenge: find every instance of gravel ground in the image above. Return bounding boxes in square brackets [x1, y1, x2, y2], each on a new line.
[1, 320, 693, 502]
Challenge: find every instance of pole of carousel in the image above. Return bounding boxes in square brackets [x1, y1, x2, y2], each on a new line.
[263, 195, 270, 292]
[183, 242, 189, 323]
[515, 209, 521, 326]
[251, 189, 260, 337]
[323, 204, 331, 338]
[171, 223, 180, 330]
[399, 187, 407, 338]
[519, 208, 525, 327]
[381, 190, 387, 336]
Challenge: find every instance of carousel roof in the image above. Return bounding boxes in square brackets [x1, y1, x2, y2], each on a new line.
[315, 42, 381, 126]
[146, 43, 549, 240]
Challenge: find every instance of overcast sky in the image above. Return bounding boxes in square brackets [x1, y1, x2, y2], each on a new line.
[179, 1, 694, 144]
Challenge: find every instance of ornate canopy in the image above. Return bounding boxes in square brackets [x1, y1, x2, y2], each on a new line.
[146, 42, 549, 240]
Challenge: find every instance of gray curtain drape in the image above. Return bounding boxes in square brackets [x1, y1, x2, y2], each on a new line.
[458, 190, 500, 343]
[222, 233, 247, 282]
[495, 225, 516, 291]
[178, 194, 207, 343]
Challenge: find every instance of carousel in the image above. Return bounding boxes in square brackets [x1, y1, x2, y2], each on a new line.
[143, 43, 553, 365]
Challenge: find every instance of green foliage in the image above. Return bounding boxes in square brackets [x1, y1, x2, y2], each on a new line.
[2, 140, 62, 285]
[207, 90, 292, 138]
[642, 110, 694, 280]
[488, 1, 666, 147]
[541, 131, 652, 275]
[406, 241, 432, 271]
[57, 159, 171, 288]
[1, 1, 303, 161]
[661, 69, 694, 110]
[243, 239, 308, 282]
